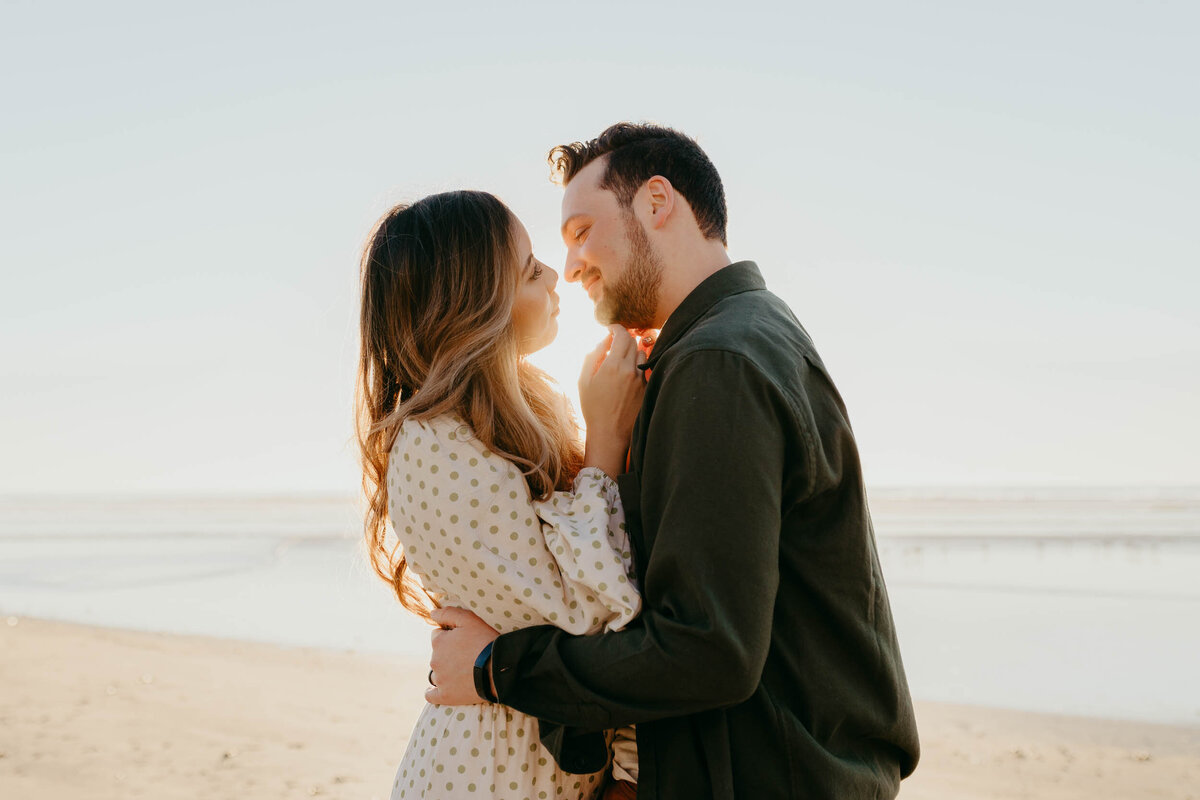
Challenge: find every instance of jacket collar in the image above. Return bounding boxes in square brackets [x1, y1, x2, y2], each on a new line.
[642, 261, 765, 371]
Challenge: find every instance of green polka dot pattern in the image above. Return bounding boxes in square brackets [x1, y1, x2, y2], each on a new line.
[384, 415, 642, 799]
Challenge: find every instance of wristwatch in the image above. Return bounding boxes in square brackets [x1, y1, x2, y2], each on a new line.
[473, 641, 498, 703]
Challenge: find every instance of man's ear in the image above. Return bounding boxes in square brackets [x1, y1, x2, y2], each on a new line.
[644, 175, 674, 230]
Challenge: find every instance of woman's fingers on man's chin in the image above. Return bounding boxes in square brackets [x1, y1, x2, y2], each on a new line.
[582, 337, 610, 379]
[608, 329, 639, 362]
[608, 325, 635, 351]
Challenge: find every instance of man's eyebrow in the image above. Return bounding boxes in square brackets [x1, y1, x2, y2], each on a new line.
[560, 213, 588, 237]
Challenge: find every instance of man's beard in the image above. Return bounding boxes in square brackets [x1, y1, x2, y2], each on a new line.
[596, 213, 663, 329]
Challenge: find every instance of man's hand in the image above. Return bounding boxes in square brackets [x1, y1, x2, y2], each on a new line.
[426, 607, 500, 705]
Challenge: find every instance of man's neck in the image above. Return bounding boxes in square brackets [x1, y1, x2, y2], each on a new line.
[655, 242, 733, 329]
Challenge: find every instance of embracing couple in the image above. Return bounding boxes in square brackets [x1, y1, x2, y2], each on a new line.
[356, 122, 919, 799]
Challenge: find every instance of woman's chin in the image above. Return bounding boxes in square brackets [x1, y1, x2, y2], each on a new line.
[540, 318, 560, 349]
[520, 320, 559, 356]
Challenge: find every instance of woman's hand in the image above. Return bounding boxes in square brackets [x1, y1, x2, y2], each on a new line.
[579, 325, 647, 478]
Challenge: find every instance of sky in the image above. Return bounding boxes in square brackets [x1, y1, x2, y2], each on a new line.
[1, 1, 1197, 494]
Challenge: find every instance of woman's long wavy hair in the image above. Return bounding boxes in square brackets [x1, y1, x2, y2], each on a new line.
[356, 190, 583, 619]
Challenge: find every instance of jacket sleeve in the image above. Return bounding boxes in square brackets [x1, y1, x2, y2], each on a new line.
[490, 350, 791, 728]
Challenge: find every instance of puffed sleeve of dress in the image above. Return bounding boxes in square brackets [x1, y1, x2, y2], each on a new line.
[387, 415, 641, 636]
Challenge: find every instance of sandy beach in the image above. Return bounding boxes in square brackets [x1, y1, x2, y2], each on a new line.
[1, 617, 1195, 800]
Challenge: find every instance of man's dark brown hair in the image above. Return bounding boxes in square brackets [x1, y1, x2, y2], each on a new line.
[548, 122, 729, 246]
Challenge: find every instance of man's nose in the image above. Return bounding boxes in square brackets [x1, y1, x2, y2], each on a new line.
[563, 252, 584, 283]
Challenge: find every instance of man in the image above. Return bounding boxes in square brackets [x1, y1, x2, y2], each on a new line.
[426, 122, 920, 799]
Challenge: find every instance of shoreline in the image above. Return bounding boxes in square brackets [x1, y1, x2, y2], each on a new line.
[2, 617, 1196, 799]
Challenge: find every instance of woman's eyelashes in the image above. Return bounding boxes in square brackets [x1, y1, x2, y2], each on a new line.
[530, 261, 543, 280]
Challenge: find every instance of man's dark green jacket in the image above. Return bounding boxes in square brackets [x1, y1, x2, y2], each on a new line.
[492, 262, 920, 798]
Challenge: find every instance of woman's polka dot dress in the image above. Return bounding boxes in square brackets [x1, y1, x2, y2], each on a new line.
[386, 415, 641, 800]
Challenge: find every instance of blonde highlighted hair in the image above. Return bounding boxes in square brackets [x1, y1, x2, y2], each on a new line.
[355, 191, 582, 618]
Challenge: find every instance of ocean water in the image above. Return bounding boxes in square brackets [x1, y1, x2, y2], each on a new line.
[1, 488, 1197, 727]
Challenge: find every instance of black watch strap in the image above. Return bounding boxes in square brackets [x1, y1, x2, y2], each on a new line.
[473, 641, 498, 703]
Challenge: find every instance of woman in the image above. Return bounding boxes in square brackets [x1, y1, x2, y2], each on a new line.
[356, 190, 643, 799]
